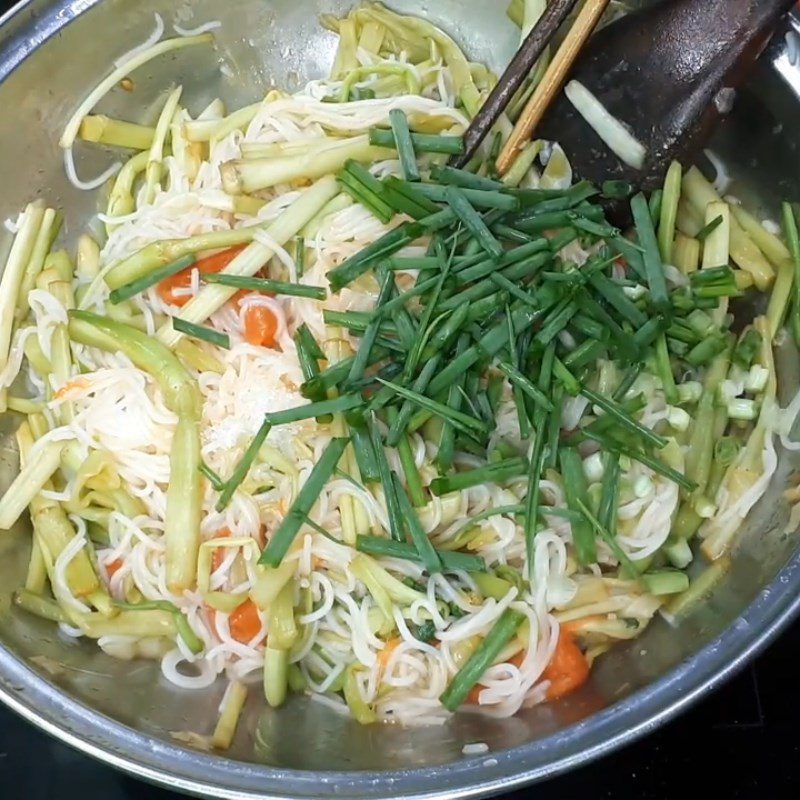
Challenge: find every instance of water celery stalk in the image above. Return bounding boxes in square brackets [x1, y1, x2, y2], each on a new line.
[682, 167, 773, 289]
[144, 85, 183, 204]
[174, 338, 226, 375]
[672, 340, 733, 540]
[0, 440, 66, 531]
[0, 201, 46, 372]
[263, 647, 290, 708]
[170, 107, 201, 183]
[701, 317, 775, 560]
[212, 681, 248, 748]
[74, 608, 177, 639]
[501, 139, 542, 188]
[59, 33, 214, 149]
[761, 204, 797, 339]
[79, 115, 155, 149]
[658, 161, 682, 263]
[672, 232, 700, 275]
[250, 559, 295, 610]
[341, 64, 421, 102]
[105, 229, 256, 290]
[221, 136, 393, 194]
[355, 3, 483, 116]
[268, 579, 298, 651]
[357, 20, 385, 55]
[76, 234, 101, 284]
[31, 491, 100, 600]
[158, 176, 339, 347]
[68, 310, 202, 592]
[700, 201, 731, 324]
[14, 589, 67, 622]
[17, 207, 61, 318]
[330, 16, 359, 79]
[183, 101, 262, 143]
[662, 558, 731, 624]
[37, 258, 76, 423]
[24, 536, 48, 595]
[106, 150, 149, 226]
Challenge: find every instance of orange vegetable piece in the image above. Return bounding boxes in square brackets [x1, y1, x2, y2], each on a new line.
[466, 683, 483, 705]
[242, 303, 279, 348]
[377, 637, 402, 670]
[157, 245, 248, 307]
[229, 599, 262, 643]
[211, 528, 231, 572]
[105, 558, 124, 578]
[542, 629, 589, 701]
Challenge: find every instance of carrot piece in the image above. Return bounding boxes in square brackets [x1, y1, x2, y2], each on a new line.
[377, 636, 402, 670]
[542, 629, 589, 701]
[211, 528, 231, 572]
[229, 599, 262, 643]
[105, 558, 124, 578]
[466, 683, 483, 705]
[157, 245, 248, 306]
[243, 303, 279, 348]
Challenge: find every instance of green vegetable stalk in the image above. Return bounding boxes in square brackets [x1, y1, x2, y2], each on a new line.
[68, 310, 202, 592]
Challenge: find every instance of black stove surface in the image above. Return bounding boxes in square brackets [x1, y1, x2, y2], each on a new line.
[0, 1, 798, 796]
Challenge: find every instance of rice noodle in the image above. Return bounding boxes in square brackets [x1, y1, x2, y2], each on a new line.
[114, 14, 166, 68]
[173, 20, 223, 37]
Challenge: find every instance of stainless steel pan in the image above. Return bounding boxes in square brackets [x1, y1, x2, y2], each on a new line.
[0, 2, 799, 798]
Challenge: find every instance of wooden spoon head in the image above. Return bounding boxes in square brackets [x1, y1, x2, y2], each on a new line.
[537, 0, 795, 214]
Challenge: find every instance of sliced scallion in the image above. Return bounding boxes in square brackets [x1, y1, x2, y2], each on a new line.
[259, 438, 349, 566]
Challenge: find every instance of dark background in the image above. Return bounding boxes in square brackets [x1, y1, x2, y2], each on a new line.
[0, 0, 798, 797]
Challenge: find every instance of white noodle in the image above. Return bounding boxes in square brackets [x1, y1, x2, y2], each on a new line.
[173, 20, 222, 37]
[114, 14, 165, 68]
[63, 147, 122, 192]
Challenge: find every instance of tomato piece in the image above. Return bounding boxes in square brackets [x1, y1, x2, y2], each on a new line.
[157, 245, 248, 307]
[229, 599, 262, 643]
[243, 303, 279, 348]
[542, 629, 590, 701]
[211, 528, 231, 572]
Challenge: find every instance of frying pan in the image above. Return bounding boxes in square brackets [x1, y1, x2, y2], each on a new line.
[0, 1, 798, 797]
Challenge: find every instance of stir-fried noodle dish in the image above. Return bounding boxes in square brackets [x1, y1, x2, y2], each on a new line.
[2, 2, 799, 741]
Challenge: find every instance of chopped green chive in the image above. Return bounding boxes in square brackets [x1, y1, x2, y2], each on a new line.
[368, 127, 465, 154]
[262, 394, 363, 426]
[429, 457, 528, 496]
[202, 273, 326, 300]
[389, 109, 420, 182]
[440, 609, 525, 710]
[216, 421, 272, 510]
[259, 438, 349, 566]
[356, 535, 483, 572]
[172, 317, 230, 349]
[109, 254, 195, 304]
[445, 186, 503, 258]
